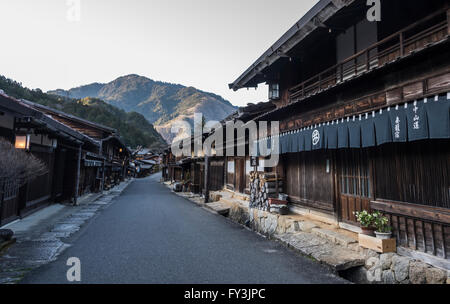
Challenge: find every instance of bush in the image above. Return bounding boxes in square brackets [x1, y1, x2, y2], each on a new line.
[0, 138, 47, 186]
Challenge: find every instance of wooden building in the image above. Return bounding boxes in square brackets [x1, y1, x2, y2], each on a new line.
[0, 92, 130, 227]
[0, 93, 92, 224]
[162, 102, 276, 197]
[22, 101, 131, 191]
[222, 102, 276, 195]
[228, 0, 450, 267]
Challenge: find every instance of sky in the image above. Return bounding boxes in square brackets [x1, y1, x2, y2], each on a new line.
[0, 0, 317, 107]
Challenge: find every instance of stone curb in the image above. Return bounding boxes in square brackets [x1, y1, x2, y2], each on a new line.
[0, 239, 16, 254]
[0, 179, 133, 284]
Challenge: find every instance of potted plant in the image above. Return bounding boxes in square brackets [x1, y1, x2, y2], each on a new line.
[354, 210, 376, 236]
[373, 211, 393, 240]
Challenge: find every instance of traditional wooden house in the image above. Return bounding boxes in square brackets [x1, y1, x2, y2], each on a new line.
[0, 93, 95, 224]
[221, 102, 276, 195]
[21, 101, 131, 191]
[228, 0, 450, 267]
[0, 92, 132, 227]
[163, 102, 276, 197]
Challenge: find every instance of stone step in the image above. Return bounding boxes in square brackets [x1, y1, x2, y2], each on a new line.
[311, 228, 358, 247]
[219, 197, 247, 207]
[206, 202, 231, 215]
[276, 233, 365, 272]
[297, 221, 319, 233]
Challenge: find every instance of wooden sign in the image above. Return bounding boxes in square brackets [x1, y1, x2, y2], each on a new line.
[250, 156, 259, 167]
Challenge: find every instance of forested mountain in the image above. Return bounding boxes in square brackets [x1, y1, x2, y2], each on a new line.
[0, 75, 166, 149]
[49, 74, 237, 143]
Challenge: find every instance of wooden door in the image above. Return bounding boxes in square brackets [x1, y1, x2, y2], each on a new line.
[338, 149, 372, 224]
[235, 158, 246, 194]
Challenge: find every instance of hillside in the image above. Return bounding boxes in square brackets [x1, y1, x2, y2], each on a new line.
[0, 76, 167, 149]
[49, 74, 237, 143]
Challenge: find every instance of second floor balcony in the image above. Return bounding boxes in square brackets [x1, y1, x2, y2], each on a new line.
[289, 8, 449, 103]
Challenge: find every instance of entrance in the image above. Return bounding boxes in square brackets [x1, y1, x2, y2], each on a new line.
[338, 149, 373, 224]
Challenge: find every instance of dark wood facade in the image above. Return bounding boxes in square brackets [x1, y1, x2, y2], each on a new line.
[228, 0, 450, 264]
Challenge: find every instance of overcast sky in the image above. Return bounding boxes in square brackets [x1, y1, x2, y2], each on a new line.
[0, 0, 317, 107]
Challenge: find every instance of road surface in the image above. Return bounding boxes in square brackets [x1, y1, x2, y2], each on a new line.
[21, 174, 346, 284]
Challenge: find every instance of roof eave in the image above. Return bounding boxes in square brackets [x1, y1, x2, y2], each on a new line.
[229, 0, 352, 91]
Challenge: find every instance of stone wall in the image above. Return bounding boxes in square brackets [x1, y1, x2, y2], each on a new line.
[346, 254, 449, 284]
[228, 203, 299, 235]
[227, 202, 450, 284]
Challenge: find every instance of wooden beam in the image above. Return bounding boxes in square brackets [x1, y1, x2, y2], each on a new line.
[371, 200, 450, 225]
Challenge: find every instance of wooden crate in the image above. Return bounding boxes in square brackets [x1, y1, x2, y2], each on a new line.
[358, 234, 397, 253]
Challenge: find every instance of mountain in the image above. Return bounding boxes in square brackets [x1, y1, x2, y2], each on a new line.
[49, 74, 238, 143]
[0, 76, 166, 149]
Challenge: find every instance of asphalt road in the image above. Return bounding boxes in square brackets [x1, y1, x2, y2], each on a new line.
[21, 174, 346, 284]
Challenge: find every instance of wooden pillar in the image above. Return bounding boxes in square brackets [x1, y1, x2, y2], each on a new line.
[447, 8, 450, 35]
[101, 159, 105, 191]
[204, 155, 210, 204]
[74, 145, 82, 205]
[0, 181, 5, 226]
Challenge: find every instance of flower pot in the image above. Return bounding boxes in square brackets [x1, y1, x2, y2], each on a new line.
[360, 226, 375, 236]
[375, 231, 392, 240]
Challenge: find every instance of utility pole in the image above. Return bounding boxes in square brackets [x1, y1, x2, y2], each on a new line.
[204, 155, 210, 204]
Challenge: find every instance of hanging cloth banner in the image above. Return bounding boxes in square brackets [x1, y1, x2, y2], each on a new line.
[304, 128, 313, 151]
[298, 129, 305, 152]
[406, 99, 429, 141]
[348, 117, 362, 148]
[426, 95, 450, 139]
[280, 133, 288, 154]
[258, 93, 448, 155]
[325, 122, 338, 149]
[312, 125, 325, 150]
[337, 120, 349, 149]
[375, 109, 393, 146]
[361, 113, 376, 148]
[388, 105, 407, 143]
[285, 132, 293, 153]
[291, 131, 299, 153]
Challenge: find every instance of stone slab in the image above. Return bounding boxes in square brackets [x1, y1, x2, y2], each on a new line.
[275, 233, 365, 272]
[312, 228, 358, 246]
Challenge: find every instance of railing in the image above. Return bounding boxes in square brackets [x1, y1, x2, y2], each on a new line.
[0, 179, 19, 201]
[372, 200, 449, 260]
[289, 9, 449, 103]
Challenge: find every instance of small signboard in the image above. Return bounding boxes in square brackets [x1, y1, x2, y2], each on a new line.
[250, 156, 259, 167]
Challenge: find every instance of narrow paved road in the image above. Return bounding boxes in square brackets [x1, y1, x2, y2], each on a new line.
[21, 175, 346, 284]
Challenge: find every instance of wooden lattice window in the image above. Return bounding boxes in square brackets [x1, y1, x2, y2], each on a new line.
[340, 150, 371, 198]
